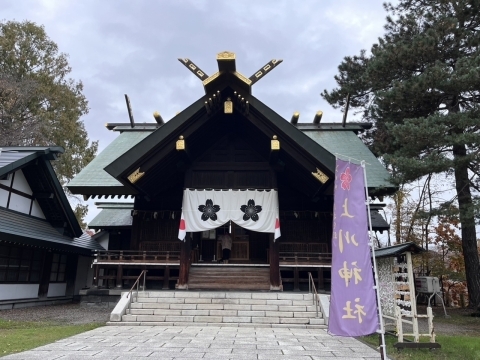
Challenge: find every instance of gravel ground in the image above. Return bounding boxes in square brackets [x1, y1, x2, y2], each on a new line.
[0, 303, 110, 325]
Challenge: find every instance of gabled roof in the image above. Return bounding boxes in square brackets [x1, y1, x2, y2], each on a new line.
[374, 242, 425, 258]
[0, 208, 103, 255]
[68, 52, 396, 199]
[0, 147, 82, 238]
[67, 130, 153, 196]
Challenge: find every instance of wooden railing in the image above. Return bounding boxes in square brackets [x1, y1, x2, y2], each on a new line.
[279, 251, 332, 264]
[94, 250, 180, 263]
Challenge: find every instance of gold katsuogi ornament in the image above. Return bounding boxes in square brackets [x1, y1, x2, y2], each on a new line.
[127, 168, 145, 184]
[312, 168, 329, 184]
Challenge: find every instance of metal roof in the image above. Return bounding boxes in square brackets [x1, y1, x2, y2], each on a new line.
[0, 208, 104, 255]
[303, 130, 393, 191]
[370, 210, 389, 232]
[374, 242, 425, 258]
[0, 147, 63, 178]
[67, 131, 152, 194]
[88, 207, 133, 229]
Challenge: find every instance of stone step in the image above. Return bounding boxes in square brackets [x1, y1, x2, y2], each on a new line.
[126, 308, 322, 318]
[137, 291, 316, 300]
[112, 291, 327, 327]
[107, 321, 327, 329]
[121, 314, 325, 325]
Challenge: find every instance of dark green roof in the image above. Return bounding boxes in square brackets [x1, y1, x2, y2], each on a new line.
[374, 242, 425, 258]
[88, 203, 133, 229]
[303, 130, 393, 192]
[67, 131, 152, 195]
[0, 208, 104, 255]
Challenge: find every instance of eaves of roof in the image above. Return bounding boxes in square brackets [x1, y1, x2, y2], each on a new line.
[0, 208, 104, 255]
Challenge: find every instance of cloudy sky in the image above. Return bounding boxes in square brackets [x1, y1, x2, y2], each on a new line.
[3, 0, 391, 223]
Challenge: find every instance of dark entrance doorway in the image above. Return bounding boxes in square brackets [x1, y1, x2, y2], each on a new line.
[199, 222, 268, 263]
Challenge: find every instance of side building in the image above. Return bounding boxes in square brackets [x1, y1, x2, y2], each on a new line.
[0, 147, 104, 309]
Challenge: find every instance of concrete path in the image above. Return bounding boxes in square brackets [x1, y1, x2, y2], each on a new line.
[3, 325, 384, 360]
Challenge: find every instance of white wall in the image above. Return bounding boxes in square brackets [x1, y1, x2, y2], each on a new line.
[0, 188, 8, 207]
[8, 193, 31, 214]
[47, 283, 67, 297]
[30, 199, 46, 219]
[11, 170, 32, 195]
[74, 255, 93, 294]
[0, 284, 39, 300]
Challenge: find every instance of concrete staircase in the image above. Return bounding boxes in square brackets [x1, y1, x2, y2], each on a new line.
[108, 291, 326, 328]
[187, 266, 270, 291]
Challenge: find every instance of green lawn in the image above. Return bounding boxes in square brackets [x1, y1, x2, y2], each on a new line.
[0, 319, 102, 357]
[362, 334, 480, 360]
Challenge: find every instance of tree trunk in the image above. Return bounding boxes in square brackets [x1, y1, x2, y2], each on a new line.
[453, 144, 480, 309]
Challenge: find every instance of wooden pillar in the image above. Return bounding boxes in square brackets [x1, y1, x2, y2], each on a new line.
[163, 266, 170, 290]
[293, 267, 299, 292]
[177, 235, 191, 289]
[269, 234, 281, 290]
[116, 264, 123, 288]
[317, 267, 324, 290]
[93, 264, 99, 288]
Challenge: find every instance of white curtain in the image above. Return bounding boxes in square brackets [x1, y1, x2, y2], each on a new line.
[178, 189, 280, 240]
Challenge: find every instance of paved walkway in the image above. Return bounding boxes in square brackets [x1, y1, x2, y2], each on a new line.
[3, 325, 383, 360]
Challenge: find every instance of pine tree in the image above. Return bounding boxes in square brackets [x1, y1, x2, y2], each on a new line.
[323, 0, 480, 309]
[0, 20, 98, 227]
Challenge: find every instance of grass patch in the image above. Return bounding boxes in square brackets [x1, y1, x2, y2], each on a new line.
[361, 333, 480, 360]
[0, 319, 102, 357]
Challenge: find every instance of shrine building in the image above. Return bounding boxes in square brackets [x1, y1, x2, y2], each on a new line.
[68, 52, 395, 293]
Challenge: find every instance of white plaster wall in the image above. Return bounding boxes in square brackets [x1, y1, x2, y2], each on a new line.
[0, 284, 39, 300]
[11, 170, 32, 195]
[74, 255, 93, 294]
[0, 188, 8, 208]
[30, 199, 46, 219]
[8, 193, 31, 214]
[47, 283, 67, 297]
[0, 174, 12, 187]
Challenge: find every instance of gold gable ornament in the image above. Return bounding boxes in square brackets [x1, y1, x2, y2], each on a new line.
[224, 98, 233, 114]
[312, 168, 329, 184]
[128, 168, 145, 184]
[176, 135, 185, 151]
[271, 135, 280, 150]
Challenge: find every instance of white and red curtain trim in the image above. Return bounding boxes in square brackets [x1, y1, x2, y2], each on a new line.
[178, 189, 281, 241]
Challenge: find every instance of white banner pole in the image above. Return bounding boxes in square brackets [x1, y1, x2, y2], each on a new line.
[361, 160, 387, 360]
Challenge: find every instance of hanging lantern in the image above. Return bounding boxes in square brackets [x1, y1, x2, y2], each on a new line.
[176, 135, 185, 151]
[271, 135, 280, 150]
[224, 97, 233, 114]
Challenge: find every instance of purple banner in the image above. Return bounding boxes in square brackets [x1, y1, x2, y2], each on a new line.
[328, 159, 378, 336]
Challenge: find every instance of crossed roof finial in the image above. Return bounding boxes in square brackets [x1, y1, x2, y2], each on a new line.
[178, 51, 283, 94]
